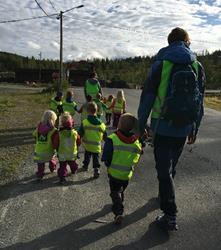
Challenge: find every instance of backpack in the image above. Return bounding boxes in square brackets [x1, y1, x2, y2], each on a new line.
[161, 63, 202, 127]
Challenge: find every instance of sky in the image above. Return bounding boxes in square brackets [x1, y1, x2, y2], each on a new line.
[0, 0, 221, 60]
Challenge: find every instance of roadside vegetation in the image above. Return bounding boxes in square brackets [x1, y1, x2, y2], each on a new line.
[0, 89, 50, 185]
[204, 96, 221, 111]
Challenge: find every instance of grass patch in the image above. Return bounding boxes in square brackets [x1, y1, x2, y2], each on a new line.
[205, 96, 221, 111]
[0, 90, 51, 185]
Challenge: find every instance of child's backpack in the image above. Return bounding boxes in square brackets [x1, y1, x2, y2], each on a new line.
[161, 63, 202, 127]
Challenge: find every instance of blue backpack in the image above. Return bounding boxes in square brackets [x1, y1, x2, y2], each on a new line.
[161, 63, 202, 127]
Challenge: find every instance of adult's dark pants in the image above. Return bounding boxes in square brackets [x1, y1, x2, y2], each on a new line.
[109, 175, 128, 216]
[154, 134, 186, 216]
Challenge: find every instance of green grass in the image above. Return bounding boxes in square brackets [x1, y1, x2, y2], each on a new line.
[0, 91, 51, 185]
[205, 96, 221, 111]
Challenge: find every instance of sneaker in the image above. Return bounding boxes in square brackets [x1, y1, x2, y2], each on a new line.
[59, 177, 67, 185]
[93, 168, 100, 178]
[82, 165, 88, 172]
[114, 215, 123, 225]
[156, 214, 178, 231]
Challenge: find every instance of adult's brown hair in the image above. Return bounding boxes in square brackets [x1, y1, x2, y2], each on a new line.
[167, 27, 190, 45]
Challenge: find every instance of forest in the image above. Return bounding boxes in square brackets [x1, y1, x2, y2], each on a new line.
[0, 50, 221, 89]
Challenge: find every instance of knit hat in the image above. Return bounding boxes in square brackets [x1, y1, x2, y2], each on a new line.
[117, 113, 138, 132]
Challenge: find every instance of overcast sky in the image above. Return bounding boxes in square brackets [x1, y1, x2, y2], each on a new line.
[0, 0, 221, 60]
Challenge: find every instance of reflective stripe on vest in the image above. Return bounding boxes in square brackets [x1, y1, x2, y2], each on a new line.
[85, 80, 100, 99]
[62, 101, 77, 116]
[113, 99, 124, 113]
[58, 129, 78, 161]
[34, 127, 56, 162]
[107, 133, 142, 180]
[151, 60, 199, 119]
[82, 119, 106, 153]
[50, 98, 62, 113]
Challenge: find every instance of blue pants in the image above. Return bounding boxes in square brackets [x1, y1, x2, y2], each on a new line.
[154, 134, 186, 216]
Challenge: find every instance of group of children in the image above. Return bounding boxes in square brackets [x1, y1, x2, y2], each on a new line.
[33, 89, 142, 224]
[49, 89, 126, 128]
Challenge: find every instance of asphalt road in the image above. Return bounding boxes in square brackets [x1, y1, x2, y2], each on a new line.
[0, 88, 220, 250]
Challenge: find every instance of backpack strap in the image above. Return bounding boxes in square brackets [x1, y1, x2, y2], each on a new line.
[191, 61, 199, 80]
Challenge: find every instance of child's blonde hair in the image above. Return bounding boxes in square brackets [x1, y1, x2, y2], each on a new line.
[116, 90, 125, 101]
[60, 112, 72, 126]
[41, 110, 57, 127]
[87, 101, 97, 115]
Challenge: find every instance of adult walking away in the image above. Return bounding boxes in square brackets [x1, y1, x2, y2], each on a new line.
[138, 27, 205, 231]
[84, 72, 103, 100]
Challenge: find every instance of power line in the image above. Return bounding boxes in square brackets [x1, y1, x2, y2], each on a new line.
[64, 15, 149, 35]
[48, 0, 57, 12]
[34, 0, 51, 17]
[0, 13, 57, 24]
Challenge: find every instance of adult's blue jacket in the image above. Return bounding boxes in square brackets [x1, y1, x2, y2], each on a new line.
[138, 41, 206, 137]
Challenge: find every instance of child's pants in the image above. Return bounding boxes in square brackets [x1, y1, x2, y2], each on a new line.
[36, 159, 57, 178]
[83, 151, 100, 169]
[112, 113, 122, 128]
[58, 160, 78, 178]
[105, 113, 112, 125]
[109, 175, 128, 216]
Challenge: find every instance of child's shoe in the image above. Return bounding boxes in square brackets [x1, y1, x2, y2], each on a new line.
[156, 214, 178, 231]
[82, 165, 88, 172]
[59, 177, 67, 185]
[114, 215, 123, 225]
[93, 168, 100, 178]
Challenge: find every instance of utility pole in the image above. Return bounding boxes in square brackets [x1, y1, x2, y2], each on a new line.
[39, 52, 42, 83]
[59, 11, 63, 92]
[57, 5, 84, 92]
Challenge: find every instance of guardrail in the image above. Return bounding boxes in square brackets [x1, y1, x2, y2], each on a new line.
[205, 90, 221, 97]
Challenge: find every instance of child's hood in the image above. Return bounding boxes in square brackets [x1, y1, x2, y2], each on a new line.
[61, 119, 73, 129]
[115, 130, 138, 144]
[37, 122, 53, 135]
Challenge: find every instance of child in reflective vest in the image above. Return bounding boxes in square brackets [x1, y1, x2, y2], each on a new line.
[78, 95, 93, 122]
[94, 93, 108, 120]
[49, 91, 63, 115]
[78, 101, 107, 178]
[55, 112, 81, 184]
[105, 95, 114, 126]
[102, 113, 142, 225]
[62, 90, 78, 118]
[109, 90, 126, 128]
[33, 110, 58, 182]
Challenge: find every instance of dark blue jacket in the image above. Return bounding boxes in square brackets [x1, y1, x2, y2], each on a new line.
[138, 41, 205, 137]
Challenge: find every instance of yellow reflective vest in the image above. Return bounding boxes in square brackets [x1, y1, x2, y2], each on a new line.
[33, 128, 57, 163]
[58, 129, 78, 161]
[85, 80, 100, 100]
[106, 100, 113, 114]
[50, 98, 62, 113]
[108, 133, 142, 180]
[62, 101, 77, 116]
[82, 119, 106, 153]
[113, 99, 124, 114]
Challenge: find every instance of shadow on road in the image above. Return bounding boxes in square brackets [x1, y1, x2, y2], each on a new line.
[0, 174, 87, 202]
[111, 221, 169, 250]
[3, 198, 163, 250]
[0, 127, 35, 147]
